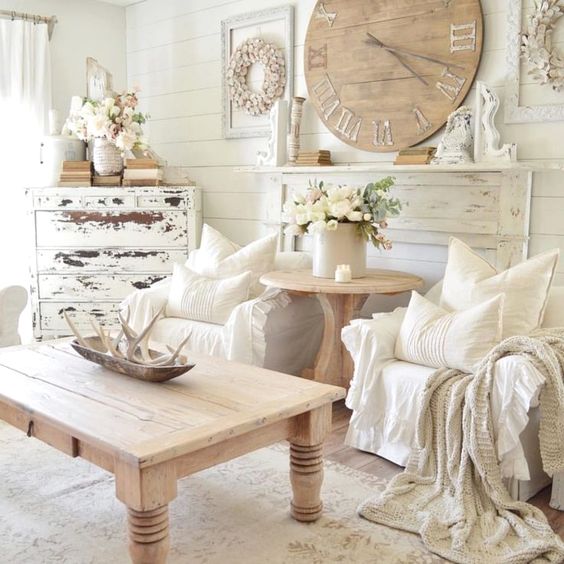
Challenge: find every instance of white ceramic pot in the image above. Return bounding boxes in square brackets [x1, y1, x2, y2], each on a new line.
[92, 137, 123, 176]
[312, 223, 367, 278]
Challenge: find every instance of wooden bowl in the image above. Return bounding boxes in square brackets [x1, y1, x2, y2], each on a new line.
[70, 337, 195, 383]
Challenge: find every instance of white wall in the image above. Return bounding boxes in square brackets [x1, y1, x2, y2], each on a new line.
[125, 0, 564, 293]
[0, 0, 127, 341]
[1, 0, 127, 117]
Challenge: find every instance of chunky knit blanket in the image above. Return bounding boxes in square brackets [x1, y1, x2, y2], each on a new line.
[359, 332, 564, 563]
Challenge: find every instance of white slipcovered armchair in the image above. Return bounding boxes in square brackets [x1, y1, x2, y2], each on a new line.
[0, 286, 28, 347]
[120, 252, 323, 376]
[343, 283, 564, 501]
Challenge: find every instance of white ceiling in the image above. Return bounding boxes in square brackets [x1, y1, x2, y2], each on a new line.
[94, 0, 141, 7]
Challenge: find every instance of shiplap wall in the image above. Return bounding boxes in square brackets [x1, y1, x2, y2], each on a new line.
[125, 0, 564, 298]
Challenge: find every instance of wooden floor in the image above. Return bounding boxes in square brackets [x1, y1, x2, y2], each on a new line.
[326, 400, 564, 540]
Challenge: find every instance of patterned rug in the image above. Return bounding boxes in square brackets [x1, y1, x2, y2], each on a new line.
[0, 422, 445, 563]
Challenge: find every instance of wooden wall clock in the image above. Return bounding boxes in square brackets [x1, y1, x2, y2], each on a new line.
[304, 0, 484, 152]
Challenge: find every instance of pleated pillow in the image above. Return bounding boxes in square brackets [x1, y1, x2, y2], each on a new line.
[166, 264, 251, 325]
[395, 291, 504, 373]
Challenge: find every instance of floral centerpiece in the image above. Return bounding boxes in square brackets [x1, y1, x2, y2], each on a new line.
[283, 176, 402, 278]
[64, 90, 149, 175]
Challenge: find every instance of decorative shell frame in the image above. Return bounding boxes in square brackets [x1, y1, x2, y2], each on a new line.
[521, 0, 564, 92]
[227, 37, 286, 117]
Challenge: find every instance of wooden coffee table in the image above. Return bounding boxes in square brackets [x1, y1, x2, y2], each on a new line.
[261, 269, 423, 388]
[0, 341, 345, 563]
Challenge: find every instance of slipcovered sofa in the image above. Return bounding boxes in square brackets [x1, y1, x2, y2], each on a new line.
[0, 286, 27, 347]
[120, 252, 324, 376]
[343, 282, 564, 501]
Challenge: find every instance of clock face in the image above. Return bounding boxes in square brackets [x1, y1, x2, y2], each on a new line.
[304, 0, 484, 152]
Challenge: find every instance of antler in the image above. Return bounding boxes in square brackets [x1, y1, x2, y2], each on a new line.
[118, 306, 165, 362]
[64, 306, 186, 368]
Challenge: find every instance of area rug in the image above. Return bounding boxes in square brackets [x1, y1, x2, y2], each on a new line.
[0, 422, 445, 563]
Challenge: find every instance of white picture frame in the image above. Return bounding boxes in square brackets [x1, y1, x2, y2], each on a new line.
[221, 5, 294, 139]
[505, 0, 564, 123]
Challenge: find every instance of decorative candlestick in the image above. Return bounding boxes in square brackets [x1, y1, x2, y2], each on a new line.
[335, 264, 352, 283]
[288, 96, 305, 164]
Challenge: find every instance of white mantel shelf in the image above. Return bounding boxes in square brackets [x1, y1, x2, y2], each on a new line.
[236, 161, 564, 174]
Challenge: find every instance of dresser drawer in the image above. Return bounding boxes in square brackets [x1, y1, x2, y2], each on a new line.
[83, 195, 136, 208]
[40, 302, 120, 333]
[38, 274, 167, 300]
[33, 195, 84, 209]
[137, 194, 192, 209]
[35, 210, 189, 247]
[37, 248, 187, 273]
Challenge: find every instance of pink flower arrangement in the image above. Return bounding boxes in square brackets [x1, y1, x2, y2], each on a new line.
[64, 90, 149, 152]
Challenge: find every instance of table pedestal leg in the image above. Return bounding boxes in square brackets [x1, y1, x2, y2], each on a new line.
[127, 506, 170, 564]
[302, 293, 368, 388]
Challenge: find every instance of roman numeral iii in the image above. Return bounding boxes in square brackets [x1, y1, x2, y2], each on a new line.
[450, 21, 477, 52]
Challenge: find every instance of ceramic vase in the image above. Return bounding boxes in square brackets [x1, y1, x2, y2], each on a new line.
[287, 97, 305, 163]
[312, 223, 367, 278]
[92, 137, 123, 176]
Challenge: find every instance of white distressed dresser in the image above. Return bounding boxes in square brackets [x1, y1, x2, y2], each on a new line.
[27, 186, 202, 340]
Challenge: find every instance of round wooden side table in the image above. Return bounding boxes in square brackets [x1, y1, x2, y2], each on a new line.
[260, 269, 423, 389]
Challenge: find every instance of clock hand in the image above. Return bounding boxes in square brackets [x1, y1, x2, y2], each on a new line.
[366, 32, 465, 71]
[365, 33, 429, 86]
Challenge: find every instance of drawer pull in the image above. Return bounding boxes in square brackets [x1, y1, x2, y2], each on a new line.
[27, 420, 34, 438]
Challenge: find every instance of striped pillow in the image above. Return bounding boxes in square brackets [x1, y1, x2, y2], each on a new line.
[166, 264, 251, 325]
[395, 291, 504, 373]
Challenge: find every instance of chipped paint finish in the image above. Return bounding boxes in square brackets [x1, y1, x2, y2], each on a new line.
[38, 274, 167, 300]
[40, 302, 120, 332]
[36, 210, 189, 247]
[37, 249, 187, 273]
[28, 186, 202, 340]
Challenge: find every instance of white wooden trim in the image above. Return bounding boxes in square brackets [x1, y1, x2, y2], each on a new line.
[236, 162, 564, 173]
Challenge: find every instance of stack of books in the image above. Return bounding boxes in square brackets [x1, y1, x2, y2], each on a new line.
[92, 174, 122, 186]
[295, 150, 333, 166]
[59, 161, 91, 187]
[122, 158, 163, 186]
[394, 147, 436, 165]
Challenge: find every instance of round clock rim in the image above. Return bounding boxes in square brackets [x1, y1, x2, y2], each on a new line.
[303, 0, 485, 153]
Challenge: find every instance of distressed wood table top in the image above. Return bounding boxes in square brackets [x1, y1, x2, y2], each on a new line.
[0, 340, 344, 468]
[0, 340, 345, 562]
[261, 268, 424, 295]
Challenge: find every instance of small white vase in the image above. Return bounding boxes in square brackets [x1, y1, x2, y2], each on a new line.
[92, 138, 123, 176]
[313, 223, 367, 278]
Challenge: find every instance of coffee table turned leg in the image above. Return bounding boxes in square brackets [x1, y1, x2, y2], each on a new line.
[115, 461, 177, 564]
[127, 506, 170, 564]
[290, 443, 324, 521]
[289, 404, 332, 522]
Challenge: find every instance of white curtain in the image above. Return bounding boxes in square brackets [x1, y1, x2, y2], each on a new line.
[0, 20, 51, 341]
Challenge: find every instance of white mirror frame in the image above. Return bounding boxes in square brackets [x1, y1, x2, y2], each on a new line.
[505, 0, 564, 123]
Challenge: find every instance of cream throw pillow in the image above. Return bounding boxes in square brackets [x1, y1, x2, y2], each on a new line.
[440, 238, 559, 338]
[187, 224, 278, 297]
[166, 264, 251, 325]
[395, 291, 504, 373]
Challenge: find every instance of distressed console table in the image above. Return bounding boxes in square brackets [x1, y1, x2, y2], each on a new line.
[26, 186, 201, 340]
[236, 162, 536, 271]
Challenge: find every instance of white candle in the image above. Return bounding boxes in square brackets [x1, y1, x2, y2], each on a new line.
[335, 264, 352, 283]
